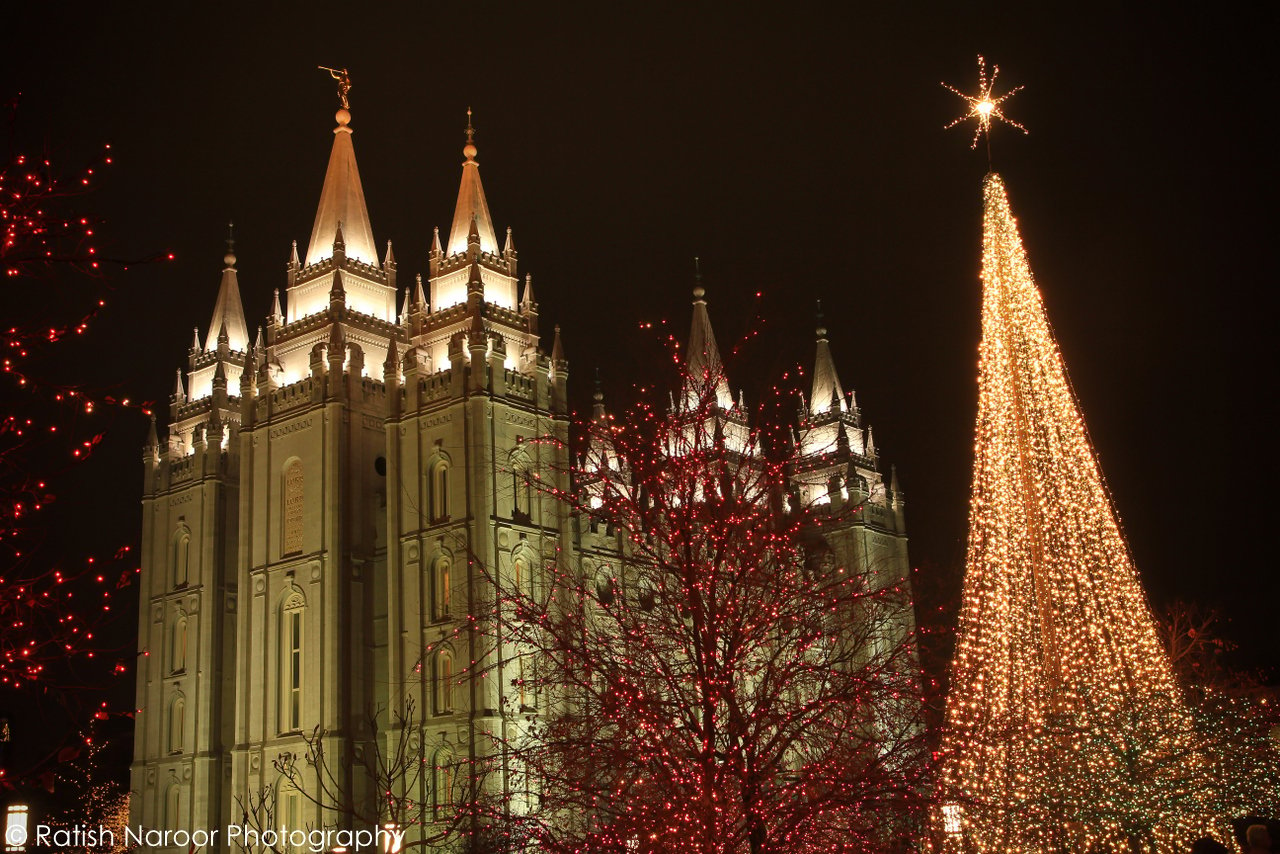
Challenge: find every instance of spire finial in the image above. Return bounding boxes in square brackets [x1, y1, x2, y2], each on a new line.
[815, 299, 827, 340]
[692, 257, 705, 302]
[593, 367, 603, 403]
[464, 107, 477, 160]
[224, 221, 237, 269]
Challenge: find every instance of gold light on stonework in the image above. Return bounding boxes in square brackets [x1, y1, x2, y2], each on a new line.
[937, 172, 1221, 854]
[943, 55, 1028, 149]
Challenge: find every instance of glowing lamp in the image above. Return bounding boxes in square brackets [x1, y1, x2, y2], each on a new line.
[4, 803, 29, 852]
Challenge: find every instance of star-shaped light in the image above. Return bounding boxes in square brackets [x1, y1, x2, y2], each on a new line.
[943, 55, 1027, 149]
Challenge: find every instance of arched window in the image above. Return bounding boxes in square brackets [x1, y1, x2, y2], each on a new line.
[429, 459, 450, 522]
[512, 553, 530, 597]
[637, 583, 656, 613]
[596, 566, 615, 607]
[170, 614, 188, 675]
[173, 527, 191, 589]
[433, 749, 455, 819]
[509, 448, 533, 521]
[433, 650, 454, 716]
[281, 591, 305, 732]
[165, 784, 182, 831]
[282, 459, 304, 556]
[279, 785, 303, 852]
[432, 557, 452, 621]
[168, 694, 185, 754]
[517, 654, 535, 710]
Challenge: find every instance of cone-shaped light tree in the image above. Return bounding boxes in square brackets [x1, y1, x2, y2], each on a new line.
[938, 174, 1217, 854]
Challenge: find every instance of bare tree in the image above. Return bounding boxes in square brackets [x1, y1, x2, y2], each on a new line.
[474, 373, 928, 854]
[270, 697, 475, 852]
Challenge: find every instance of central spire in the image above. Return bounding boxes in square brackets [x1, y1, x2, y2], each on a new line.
[446, 108, 500, 256]
[204, 224, 249, 352]
[809, 301, 847, 416]
[305, 105, 378, 267]
[683, 259, 733, 410]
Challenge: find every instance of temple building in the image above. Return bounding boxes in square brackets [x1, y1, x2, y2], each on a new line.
[131, 99, 912, 851]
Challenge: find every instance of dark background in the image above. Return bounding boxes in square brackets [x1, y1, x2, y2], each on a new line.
[2, 2, 1275, 759]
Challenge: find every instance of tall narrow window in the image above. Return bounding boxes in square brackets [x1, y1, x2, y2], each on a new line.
[168, 695, 185, 754]
[282, 460, 304, 556]
[512, 555, 528, 596]
[280, 787, 303, 853]
[517, 654, 535, 710]
[510, 449, 533, 521]
[173, 529, 190, 589]
[170, 615, 188, 674]
[433, 651, 454, 715]
[281, 595, 305, 732]
[165, 785, 181, 831]
[433, 750, 455, 819]
[429, 461, 450, 522]
[596, 567, 616, 607]
[433, 557, 452, 621]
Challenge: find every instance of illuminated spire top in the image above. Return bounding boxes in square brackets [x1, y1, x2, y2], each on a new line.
[304, 102, 378, 267]
[204, 224, 250, 352]
[809, 300, 847, 416]
[683, 258, 733, 410]
[446, 107, 499, 256]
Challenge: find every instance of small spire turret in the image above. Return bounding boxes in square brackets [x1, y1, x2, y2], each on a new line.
[384, 240, 397, 290]
[551, 324, 565, 364]
[332, 220, 346, 261]
[383, 336, 399, 374]
[414, 273, 427, 311]
[520, 273, 536, 312]
[330, 269, 346, 313]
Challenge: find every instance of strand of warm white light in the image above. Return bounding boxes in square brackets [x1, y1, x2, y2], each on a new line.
[938, 174, 1218, 854]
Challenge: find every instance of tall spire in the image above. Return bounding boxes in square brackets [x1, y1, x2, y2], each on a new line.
[809, 300, 847, 416]
[683, 258, 733, 410]
[446, 107, 499, 256]
[305, 103, 378, 267]
[204, 225, 250, 352]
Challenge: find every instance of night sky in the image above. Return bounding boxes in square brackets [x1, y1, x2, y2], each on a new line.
[5, 0, 1276, 701]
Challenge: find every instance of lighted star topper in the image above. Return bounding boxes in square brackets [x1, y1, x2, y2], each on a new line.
[943, 55, 1027, 149]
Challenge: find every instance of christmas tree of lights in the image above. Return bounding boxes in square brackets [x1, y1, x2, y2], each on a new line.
[937, 173, 1217, 853]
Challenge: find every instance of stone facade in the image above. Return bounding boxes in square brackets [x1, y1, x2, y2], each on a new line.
[131, 106, 911, 851]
